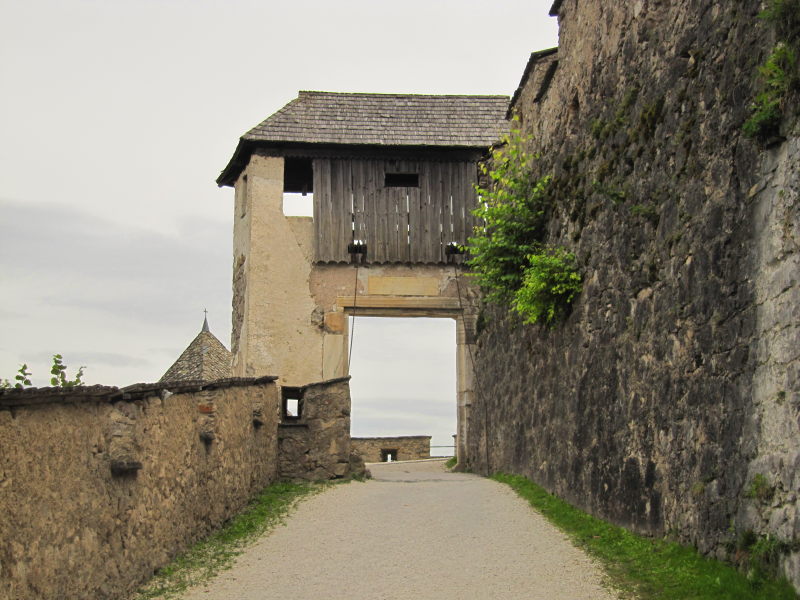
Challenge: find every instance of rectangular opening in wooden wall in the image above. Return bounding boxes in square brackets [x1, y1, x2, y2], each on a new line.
[384, 172, 419, 188]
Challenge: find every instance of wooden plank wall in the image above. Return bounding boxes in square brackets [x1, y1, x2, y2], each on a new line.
[313, 158, 479, 264]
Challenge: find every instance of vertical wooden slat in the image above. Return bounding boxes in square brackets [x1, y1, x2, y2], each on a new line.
[397, 160, 411, 262]
[363, 159, 376, 263]
[329, 159, 341, 262]
[408, 161, 422, 263]
[374, 162, 388, 263]
[313, 158, 332, 262]
[332, 159, 351, 263]
[386, 187, 398, 263]
[438, 161, 451, 263]
[426, 161, 436, 263]
[459, 161, 469, 246]
[465, 161, 480, 245]
[352, 159, 366, 249]
[448, 162, 460, 247]
[452, 161, 467, 247]
[417, 162, 431, 263]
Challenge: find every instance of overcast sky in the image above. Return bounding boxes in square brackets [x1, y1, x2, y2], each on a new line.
[0, 0, 558, 448]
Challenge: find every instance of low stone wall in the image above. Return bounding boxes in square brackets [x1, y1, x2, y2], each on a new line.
[351, 436, 431, 462]
[0, 377, 280, 600]
[278, 377, 356, 480]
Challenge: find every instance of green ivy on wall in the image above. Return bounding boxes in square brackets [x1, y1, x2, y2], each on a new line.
[466, 124, 582, 326]
[744, 0, 800, 140]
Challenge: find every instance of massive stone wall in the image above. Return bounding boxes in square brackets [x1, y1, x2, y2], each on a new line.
[465, 0, 799, 587]
[352, 436, 431, 462]
[0, 378, 280, 600]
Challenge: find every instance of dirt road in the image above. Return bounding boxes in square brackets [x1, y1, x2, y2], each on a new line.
[180, 459, 617, 600]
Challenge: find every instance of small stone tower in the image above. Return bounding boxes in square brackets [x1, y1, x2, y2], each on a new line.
[160, 316, 232, 383]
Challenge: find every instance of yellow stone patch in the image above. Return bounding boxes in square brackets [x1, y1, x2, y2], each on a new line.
[368, 276, 439, 296]
[324, 311, 346, 334]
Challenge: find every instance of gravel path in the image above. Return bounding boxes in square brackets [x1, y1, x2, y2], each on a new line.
[181, 460, 618, 600]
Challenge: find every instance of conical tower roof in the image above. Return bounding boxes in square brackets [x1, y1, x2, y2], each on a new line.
[159, 316, 232, 383]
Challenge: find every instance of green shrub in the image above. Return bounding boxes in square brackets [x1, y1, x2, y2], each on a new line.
[746, 473, 774, 502]
[745, 0, 800, 141]
[50, 354, 85, 387]
[744, 43, 799, 139]
[750, 535, 788, 581]
[467, 125, 553, 304]
[466, 124, 583, 325]
[1, 356, 84, 389]
[512, 248, 582, 325]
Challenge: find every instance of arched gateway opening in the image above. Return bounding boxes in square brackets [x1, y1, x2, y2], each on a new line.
[217, 91, 507, 465]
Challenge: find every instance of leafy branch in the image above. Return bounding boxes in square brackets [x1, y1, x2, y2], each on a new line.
[50, 354, 86, 388]
[466, 124, 582, 325]
[1, 355, 86, 389]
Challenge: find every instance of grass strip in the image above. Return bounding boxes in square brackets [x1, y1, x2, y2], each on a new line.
[133, 481, 322, 599]
[493, 473, 798, 600]
[444, 456, 457, 469]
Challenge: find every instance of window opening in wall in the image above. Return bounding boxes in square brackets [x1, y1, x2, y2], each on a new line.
[282, 388, 303, 421]
[283, 157, 314, 217]
[381, 449, 398, 462]
[384, 172, 419, 187]
[237, 175, 248, 219]
[285, 398, 299, 417]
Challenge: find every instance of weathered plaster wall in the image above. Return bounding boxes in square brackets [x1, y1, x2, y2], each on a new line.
[466, 0, 799, 587]
[277, 378, 356, 481]
[0, 379, 279, 600]
[231, 155, 321, 385]
[351, 436, 431, 462]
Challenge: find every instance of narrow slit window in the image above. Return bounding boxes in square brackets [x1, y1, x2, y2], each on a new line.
[238, 175, 248, 219]
[384, 173, 419, 188]
[282, 388, 303, 421]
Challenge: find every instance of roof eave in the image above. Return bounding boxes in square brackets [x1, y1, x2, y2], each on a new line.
[218, 139, 505, 188]
[217, 138, 255, 188]
[506, 47, 559, 119]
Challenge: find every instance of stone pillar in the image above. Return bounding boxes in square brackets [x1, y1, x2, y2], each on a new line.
[231, 154, 324, 384]
[455, 314, 477, 467]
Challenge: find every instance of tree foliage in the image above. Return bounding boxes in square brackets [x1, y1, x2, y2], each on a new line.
[466, 125, 582, 325]
[50, 354, 85, 388]
[512, 248, 583, 325]
[1, 355, 85, 389]
[745, 0, 800, 139]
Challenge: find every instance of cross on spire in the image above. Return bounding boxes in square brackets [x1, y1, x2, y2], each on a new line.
[202, 309, 210, 333]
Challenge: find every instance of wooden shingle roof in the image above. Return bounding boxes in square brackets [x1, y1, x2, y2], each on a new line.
[217, 91, 509, 186]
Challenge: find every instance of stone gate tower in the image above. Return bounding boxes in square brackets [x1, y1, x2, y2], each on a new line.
[217, 91, 508, 459]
